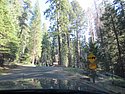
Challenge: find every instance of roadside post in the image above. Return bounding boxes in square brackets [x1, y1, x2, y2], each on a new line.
[87, 53, 97, 83]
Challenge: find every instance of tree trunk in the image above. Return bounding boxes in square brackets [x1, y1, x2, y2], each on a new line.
[67, 33, 71, 67]
[111, 15, 124, 77]
[76, 30, 80, 68]
[32, 55, 35, 65]
[56, 3, 62, 66]
[51, 38, 55, 65]
[31, 46, 36, 65]
[57, 17, 61, 65]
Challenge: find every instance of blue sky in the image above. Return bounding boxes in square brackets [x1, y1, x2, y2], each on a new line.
[38, 0, 48, 22]
[30, 0, 93, 42]
[31, 0, 48, 23]
[31, 0, 93, 42]
[31, 0, 93, 23]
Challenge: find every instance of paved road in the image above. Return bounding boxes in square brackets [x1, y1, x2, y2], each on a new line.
[0, 66, 116, 93]
[0, 66, 79, 80]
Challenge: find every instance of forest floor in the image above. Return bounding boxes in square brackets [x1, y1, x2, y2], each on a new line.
[64, 67, 125, 94]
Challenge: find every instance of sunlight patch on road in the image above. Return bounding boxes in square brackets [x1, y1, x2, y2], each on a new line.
[0, 73, 12, 75]
[15, 63, 36, 67]
[0, 69, 9, 74]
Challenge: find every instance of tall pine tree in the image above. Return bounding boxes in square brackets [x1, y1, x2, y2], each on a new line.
[29, 1, 42, 65]
[0, 0, 19, 65]
[44, 0, 73, 66]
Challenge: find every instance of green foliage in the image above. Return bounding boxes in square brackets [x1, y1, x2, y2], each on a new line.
[0, 0, 19, 63]
[29, 1, 42, 65]
[98, 0, 125, 77]
[44, 0, 74, 66]
[17, 0, 32, 63]
[41, 24, 52, 66]
[70, 0, 85, 68]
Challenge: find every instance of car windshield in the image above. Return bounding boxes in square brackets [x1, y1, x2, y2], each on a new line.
[0, 0, 125, 94]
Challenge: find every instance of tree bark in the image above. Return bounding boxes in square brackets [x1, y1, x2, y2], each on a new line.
[76, 30, 80, 68]
[67, 33, 71, 67]
[111, 15, 124, 77]
[58, 35, 62, 66]
[51, 38, 55, 65]
[57, 17, 62, 66]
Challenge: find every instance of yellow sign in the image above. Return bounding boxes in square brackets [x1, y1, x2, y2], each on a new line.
[89, 63, 97, 69]
[87, 53, 96, 63]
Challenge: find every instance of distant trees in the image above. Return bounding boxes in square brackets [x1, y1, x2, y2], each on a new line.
[70, 0, 85, 68]
[0, 0, 87, 68]
[44, 0, 73, 66]
[18, 0, 31, 63]
[29, 1, 42, 65]
[44, 0, 86, 67]
[41, 24, 52, 66]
